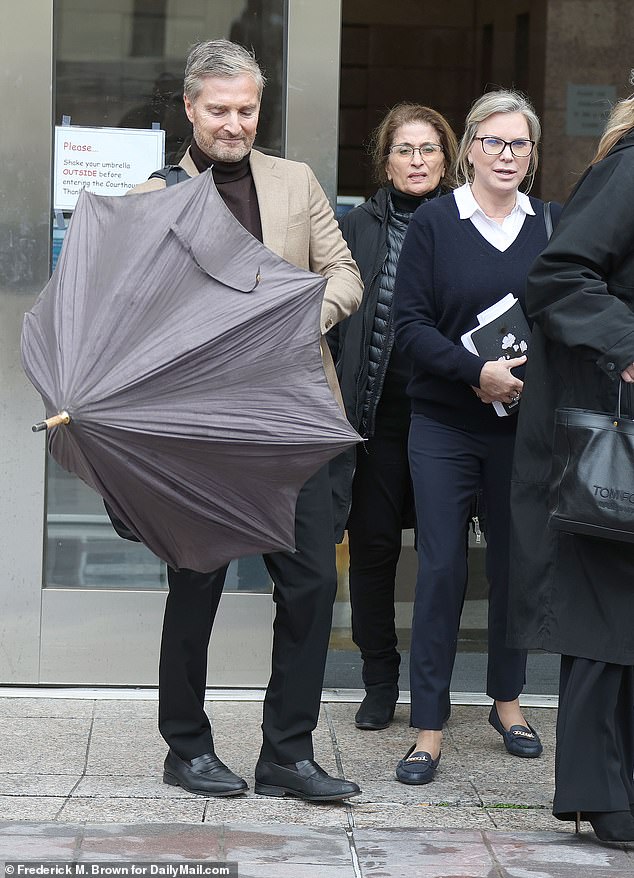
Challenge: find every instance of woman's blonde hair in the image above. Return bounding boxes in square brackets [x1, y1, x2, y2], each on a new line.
[455, 89, 541, 193]
[591, 97, 634, 164]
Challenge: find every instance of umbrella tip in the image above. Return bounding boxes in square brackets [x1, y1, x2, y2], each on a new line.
[32, 411, 71, 432]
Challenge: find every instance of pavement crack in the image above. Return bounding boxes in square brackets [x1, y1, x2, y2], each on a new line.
[344, 826, 364, 878]
[323, 703, 358, 830]
[480, 828, 508, 876]
[53, 699, 96, 819]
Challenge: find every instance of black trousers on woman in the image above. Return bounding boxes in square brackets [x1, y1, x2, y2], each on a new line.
[554, 655, 634, 819]
[407, 414, 527, 729]
[158, 464, 338, 764]
[347, 407, 414, 693]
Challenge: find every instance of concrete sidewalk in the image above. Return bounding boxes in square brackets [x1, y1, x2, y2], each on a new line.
[0, 694, 632, 876]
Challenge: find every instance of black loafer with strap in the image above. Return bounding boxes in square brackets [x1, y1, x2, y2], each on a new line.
[163, 749, 248, 796]
[254, 758, 361, 801]
[488, 704, 543, 758]
[395, 744, 441, 785]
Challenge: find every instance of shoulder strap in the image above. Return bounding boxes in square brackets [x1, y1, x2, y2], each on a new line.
[148, 165, 191, 187]
[543, 201, 553, 239]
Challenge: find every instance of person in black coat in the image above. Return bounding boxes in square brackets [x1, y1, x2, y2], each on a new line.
[508, 96, 634, 843]
[329, 103, 458, 730]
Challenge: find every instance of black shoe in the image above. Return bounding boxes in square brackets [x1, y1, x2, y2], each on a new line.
[582, 810, 634, 842]
[488, 704, 543, 758]
[163, 750, 248, 797]
[254, 758, 361, 801]
[395, 744, 440, 785]
[355, 690, 398, 731]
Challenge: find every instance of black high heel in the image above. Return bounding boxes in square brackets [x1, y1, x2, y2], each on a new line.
[576, 810, 634, 842]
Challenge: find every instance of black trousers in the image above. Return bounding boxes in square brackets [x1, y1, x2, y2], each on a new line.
[158, 464, 338, 764]
[407, 414, 527, 729]
[347, 410, 413, 691]
[554, 655, 634, 819]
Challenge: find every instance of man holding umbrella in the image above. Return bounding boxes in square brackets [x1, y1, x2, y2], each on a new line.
[132, 39, 363, 801]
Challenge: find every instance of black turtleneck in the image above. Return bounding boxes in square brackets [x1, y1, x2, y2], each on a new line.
[190, 139, 263, 242]
[388, 183, 442, 213]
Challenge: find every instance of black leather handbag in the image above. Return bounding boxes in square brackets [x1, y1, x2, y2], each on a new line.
[549, 382, 634, 542]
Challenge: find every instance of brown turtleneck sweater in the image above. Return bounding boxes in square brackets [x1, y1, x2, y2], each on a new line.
[189, 139, 263, 242]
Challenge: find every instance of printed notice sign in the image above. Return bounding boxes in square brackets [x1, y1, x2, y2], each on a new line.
[54, 125, 165, 210]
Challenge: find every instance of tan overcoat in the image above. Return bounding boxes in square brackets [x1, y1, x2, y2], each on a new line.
[132, 148, 363, 405]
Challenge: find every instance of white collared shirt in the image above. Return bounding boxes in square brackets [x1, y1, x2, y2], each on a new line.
[453, 183, 535, 252]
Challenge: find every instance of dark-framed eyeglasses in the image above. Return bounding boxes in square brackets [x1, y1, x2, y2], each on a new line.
[474, 136, 535, 157]
[388, 143, 444, 159]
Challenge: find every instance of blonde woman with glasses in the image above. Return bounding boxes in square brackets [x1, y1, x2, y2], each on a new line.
[392, 90, 560, 785]
[508, 96, 634, 843]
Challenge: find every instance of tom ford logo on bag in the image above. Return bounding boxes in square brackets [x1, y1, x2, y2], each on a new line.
[549, 385, 634, 544]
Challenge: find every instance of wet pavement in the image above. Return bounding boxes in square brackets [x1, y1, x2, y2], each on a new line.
[0, 693, 632, 876]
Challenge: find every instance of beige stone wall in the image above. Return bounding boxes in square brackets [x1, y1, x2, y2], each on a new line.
[541, 0, 634, 203]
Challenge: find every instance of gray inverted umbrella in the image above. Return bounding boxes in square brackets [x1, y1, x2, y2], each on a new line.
[21, 170, 360, 572]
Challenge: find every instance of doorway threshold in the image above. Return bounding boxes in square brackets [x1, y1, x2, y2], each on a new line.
[0, 685, 558, 708]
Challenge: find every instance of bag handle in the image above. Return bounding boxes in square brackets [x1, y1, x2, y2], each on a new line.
[543, 201, 553, 239]
[616, 379, 634, 422]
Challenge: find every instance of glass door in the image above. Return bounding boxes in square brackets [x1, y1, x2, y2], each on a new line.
[37, 0, 343, 685]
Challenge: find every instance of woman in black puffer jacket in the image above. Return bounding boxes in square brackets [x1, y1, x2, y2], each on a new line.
[329, 103, 457, 730]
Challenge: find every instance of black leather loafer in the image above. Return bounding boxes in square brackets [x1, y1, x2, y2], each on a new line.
[163, 750, 248, 796]
[254, 758, 361, 801]
[354, 691, 398, 731]
[488, 704, 543, 758]
[395, 744, 440, 785]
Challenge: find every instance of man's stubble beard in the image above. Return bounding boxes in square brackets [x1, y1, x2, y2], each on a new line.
[194, 129, 254, 164]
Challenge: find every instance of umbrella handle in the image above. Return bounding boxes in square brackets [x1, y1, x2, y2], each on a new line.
[32, 411, 71, 433]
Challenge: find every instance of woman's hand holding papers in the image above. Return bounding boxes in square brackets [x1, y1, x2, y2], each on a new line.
[478, 355, 526, 404]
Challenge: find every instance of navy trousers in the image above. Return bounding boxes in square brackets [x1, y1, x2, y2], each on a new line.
[554, 656, 634, 819]
[158, 464, 338, 764]
[407, 413, 527, 729]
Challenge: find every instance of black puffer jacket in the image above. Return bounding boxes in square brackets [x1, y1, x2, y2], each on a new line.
[329, 185, 440, 538]
[330, 188, 390, 434]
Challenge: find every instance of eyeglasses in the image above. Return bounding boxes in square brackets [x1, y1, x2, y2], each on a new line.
[388, 143, 444, 159]
[474, 136, 535, 157]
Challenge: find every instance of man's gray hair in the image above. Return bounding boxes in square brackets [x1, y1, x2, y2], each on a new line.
[455, 89, 541, 192]
[184, 39, 266, 101]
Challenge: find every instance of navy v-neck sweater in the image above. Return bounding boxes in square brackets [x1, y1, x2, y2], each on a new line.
[393, 191, 558, 432]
